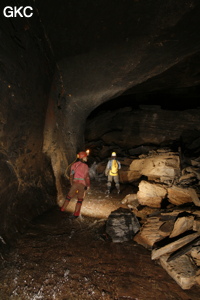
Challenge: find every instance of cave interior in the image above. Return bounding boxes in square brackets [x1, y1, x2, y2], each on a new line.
[0, 1, 200, 296]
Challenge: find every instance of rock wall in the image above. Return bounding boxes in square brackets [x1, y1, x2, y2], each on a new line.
[85, 106, 200, 149]
[0, 1, 56, 248]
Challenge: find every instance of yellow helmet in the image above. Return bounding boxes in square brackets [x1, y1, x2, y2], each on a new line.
[111, 152, 116, 156]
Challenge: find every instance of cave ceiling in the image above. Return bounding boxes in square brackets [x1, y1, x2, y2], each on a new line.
[35, 0, 200, 112]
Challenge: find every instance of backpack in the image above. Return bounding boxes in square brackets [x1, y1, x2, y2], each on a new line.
[109, 159, 119, 176]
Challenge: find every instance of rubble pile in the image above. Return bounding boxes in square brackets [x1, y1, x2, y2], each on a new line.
[121, 147, 200, 289]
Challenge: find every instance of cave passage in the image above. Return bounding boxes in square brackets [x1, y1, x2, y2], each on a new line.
[1, 0, 200, 299]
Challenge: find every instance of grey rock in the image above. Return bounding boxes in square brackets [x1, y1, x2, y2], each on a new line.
[106, 207, 140, 243]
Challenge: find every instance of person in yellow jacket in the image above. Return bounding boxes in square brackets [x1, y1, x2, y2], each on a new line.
[105, 152, 121, 194]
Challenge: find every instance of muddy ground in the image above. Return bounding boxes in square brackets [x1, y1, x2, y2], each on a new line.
[0, 180, 200, 300]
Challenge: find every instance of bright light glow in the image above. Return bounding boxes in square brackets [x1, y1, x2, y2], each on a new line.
[64, 196, 123, 219]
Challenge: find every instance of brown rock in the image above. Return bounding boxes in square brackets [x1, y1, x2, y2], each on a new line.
[130, 153, 180, 182]
[134, 217, 165, 249]
[159, 254, 197, 290]
[151, 232, 199, 260]
[137, 180, 167, 208]
[167, 186, 194, 206]
[119, 170, 141, 183]
[169, 215, 195, 238]
[191, 246, 200, 267]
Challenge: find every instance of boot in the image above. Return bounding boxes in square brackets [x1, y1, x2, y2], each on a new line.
[73, 200, 83, 217]
[116, 185, 120, 194]
[60, 198, 70, 212]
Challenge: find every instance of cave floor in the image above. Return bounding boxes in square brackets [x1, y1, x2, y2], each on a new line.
[1, 181, 200, 300]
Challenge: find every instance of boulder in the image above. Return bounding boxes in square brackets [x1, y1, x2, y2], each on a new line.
[106, 207, 140, 243]
[151, 232, 199, 260]
[137, 180, 167, 208]
[134, 216, 166, 249]
[121, 193, 139, 210]
[169, 215, 195, 238]
[160, 254, 197, 290]
[130, 152, 180, 182]
[167, 186, 198, 206]
[119, 170, 141, 183]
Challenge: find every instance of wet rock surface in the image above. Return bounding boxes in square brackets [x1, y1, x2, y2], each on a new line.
[1, 182, 200, 300]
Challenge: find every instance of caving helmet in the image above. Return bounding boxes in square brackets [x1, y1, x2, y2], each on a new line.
[77, 151, 88, 159]
[111, 152, 116, 157]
